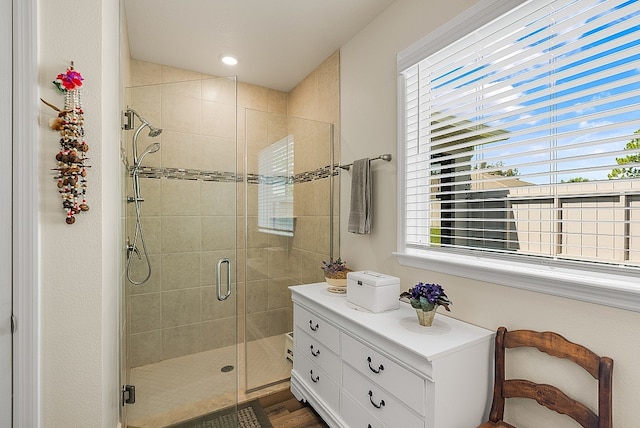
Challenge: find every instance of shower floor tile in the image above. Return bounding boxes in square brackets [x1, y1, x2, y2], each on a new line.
[127, 334, 292, 428]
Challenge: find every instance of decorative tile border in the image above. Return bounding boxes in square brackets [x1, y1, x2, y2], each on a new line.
[131, 165, 339, 184]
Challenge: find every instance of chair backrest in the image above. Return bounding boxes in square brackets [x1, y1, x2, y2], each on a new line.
[488, 326, 613, 428]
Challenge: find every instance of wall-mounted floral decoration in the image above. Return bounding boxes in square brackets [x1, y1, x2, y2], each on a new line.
[42, 62, 90, 224]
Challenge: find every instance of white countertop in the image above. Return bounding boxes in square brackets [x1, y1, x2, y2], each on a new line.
[290, 282, 494, 361]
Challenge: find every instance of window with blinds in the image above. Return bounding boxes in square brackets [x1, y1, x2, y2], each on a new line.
[258, 135, 294, 236]
[401, 0, 640, 268]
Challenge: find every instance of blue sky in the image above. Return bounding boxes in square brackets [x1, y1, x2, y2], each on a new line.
[431, 0, 640, 185]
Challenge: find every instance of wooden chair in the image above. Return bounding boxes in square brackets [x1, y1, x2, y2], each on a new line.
[478, 326, 613, 428]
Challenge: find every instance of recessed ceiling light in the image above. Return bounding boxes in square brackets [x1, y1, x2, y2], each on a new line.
[221, 56, 238, 66]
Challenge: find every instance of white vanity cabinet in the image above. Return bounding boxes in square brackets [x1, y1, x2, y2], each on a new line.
[290, 283, 494, 428]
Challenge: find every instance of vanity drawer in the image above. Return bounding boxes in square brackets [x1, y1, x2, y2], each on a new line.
[343, 364, 423, 428]
[341, 390, 389, 428]
[342, 333, 425, 415]
[294, 304, 340, 353]
[295, 328, 341, 384]
[293, 353, 340, 411]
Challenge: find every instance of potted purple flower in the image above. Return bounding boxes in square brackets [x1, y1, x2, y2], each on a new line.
[321, 258, 352, 287]
[402, 282, 452, 326]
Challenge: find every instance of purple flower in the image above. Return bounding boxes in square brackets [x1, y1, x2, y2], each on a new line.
[411, 282, 443, 303]
[406, 282, 452, 311]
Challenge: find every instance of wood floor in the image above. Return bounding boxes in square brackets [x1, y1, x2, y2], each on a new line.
[259, 389, 329, 428]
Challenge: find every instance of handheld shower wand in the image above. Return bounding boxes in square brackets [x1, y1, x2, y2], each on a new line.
[124, 108, 163, 285]
[131, 142, 161, 203]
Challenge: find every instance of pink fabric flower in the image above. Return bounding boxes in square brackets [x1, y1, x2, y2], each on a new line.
[54, 67, 83, 92]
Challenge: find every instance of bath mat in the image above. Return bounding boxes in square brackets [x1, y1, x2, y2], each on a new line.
[167, 400, 272, 428]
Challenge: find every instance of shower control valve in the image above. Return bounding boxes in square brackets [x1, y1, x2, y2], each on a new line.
[126, 238, 141, 260]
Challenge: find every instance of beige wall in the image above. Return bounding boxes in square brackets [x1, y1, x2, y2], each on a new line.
[289, 50, 340, 126]
[340, 1, 640, 427]
[287, 49, 341, 279]
[38, 0, 120, 426]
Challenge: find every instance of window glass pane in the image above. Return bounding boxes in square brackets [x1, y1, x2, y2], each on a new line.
[258, 135, 294, 236]
[402, 0, 640, 268]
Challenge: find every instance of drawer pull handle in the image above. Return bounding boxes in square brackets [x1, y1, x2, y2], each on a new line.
[368, 390, 385, 409]
[310, 370, 320, 383]
[309, 320, 319, 331]
[367, 356, 384, 374]
[310, 345, 320, 357]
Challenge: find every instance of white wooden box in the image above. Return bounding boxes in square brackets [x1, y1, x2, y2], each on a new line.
[346, 271, 400, 313]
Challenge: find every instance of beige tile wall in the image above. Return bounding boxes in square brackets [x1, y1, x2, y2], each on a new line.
[125, 52, 339, 368]
[287, 50, 341, 284]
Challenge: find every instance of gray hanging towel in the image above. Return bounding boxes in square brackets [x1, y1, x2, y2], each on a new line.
[348, 158, 371, 234]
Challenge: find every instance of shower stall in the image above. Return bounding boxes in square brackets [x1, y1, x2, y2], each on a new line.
[120, 66, 338, 427]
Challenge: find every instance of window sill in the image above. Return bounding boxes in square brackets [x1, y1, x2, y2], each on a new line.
[394, 250, 640, 313]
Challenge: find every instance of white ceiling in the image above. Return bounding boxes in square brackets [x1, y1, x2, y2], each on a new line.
[124, 0, 396, 92]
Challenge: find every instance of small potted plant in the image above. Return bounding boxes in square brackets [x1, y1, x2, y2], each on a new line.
[401, 282, 452, 326]
[321, 257, 352, 288]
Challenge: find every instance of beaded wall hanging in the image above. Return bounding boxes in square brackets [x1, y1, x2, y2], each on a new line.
[42, 62, 90, 224]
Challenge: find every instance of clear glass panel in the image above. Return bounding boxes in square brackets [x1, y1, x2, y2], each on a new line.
[243, 109, 335, 392]
[122, 75, 239, 427]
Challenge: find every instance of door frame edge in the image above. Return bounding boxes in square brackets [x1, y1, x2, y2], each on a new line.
[13, 0, 40, 426]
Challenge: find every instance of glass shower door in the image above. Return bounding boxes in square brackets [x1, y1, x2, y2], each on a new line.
[122, 75, 239, 427]
[243, 109, 335, 391]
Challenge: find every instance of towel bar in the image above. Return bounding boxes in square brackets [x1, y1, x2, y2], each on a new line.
[338, 154, 392, 171]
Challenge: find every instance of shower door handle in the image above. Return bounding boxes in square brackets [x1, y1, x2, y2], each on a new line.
[216, 258, 232, 301]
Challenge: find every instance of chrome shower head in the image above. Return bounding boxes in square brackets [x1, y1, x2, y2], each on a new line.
[126, 108, 163, 165]
[147, 125, 163, 138]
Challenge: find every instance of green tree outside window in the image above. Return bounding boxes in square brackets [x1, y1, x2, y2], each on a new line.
[608, 130, 640, 179]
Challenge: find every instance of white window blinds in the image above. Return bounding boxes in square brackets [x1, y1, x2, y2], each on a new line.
[258, 135, 294, 236]
[401, 0, 640, 268]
